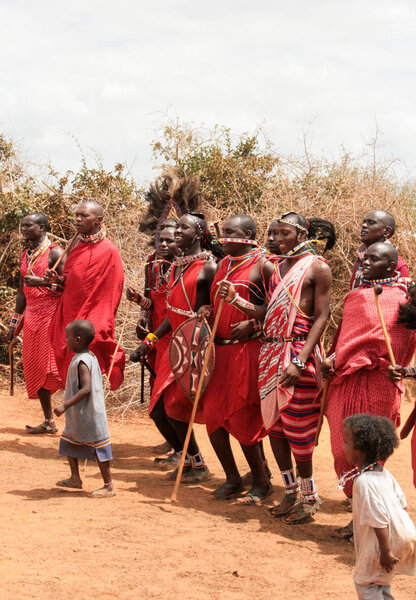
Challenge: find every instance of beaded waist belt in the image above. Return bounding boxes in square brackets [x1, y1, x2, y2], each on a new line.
[214, 331, 263, 345]
[261, 335, 307, 344]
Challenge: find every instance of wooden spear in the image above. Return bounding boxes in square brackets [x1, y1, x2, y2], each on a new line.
[171, 299, 225, 503]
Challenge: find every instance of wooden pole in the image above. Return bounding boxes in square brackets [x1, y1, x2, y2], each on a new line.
[314, 379, 329, 447]
[106, 302, 131, 387]
[51, 233, 79, 271]
[140, 361, 145, 404]
[171, 299, 225, 503]
[374, 285, 396, 365]
[9, 343, 14, 397]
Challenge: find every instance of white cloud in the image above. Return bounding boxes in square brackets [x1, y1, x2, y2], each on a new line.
[1, 0, 416, 183]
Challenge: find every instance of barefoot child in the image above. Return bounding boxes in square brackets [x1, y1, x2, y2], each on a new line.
[54, 319, 115, 498]
[342, 414, 416, 599]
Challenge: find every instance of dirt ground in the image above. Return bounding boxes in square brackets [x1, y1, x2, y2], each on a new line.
[1, 388, 415, 600]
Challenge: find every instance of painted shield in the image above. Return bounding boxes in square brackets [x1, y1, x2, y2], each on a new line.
[169, 316, 215, 401]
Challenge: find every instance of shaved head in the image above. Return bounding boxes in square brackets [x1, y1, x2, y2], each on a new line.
[67, 319, 95, 345]
[367, 242, 398, 267]
[365, 210, 396, 236]
[78, 200, 104, 217]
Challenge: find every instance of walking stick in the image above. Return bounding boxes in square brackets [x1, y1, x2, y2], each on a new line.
[51, 233, 79, 271]
[314, 378, 329, 447]
[9, 343, 14, 396]
[171, 299, 225, 503]
[106, 302, 132, 387]
[374, 285, 396, 365]
[140, 361, 145, 404]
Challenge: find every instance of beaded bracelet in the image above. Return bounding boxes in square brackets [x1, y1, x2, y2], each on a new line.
[249, 319, 262, 332]
[143, 332, 159, 349]
[138, 295, 153, 310]
[228, 293, 256, 314]
[292, 356, 307, 370]
[405, 366, 416, 378]
[9, 313, 22, 328]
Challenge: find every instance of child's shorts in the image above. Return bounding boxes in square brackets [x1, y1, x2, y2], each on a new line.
[59, 434, 113, 462]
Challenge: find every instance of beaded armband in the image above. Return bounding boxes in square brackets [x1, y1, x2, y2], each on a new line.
[404, 366, 416, 378]
[228, 293, 255, 314]
[292, 356, 307, 370]
[138, 295, 153, 310]
[9, 313, 23, 329]
[143, 332, 159, 349]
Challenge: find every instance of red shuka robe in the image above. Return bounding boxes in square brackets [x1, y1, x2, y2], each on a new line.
[21, 242, 63, 398]
[49, 237, 125, 390]
[203, 251, 267, 445]
[325, 285, 416, 497]
[150, 258, 208, 423]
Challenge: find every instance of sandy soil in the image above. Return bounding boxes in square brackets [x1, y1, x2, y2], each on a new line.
[1, 388, 415, 600]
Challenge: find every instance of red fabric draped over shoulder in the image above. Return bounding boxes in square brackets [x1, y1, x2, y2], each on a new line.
[49, 237, 125, 390]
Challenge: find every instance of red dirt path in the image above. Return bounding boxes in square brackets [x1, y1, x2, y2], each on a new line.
[1, 388, 415, 600]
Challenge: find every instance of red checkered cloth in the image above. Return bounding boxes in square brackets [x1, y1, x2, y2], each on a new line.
[21, 244, 63, 398]
[325, 285, 416, 497]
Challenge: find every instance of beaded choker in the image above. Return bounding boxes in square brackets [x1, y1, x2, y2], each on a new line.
[80, 226, 106, 245]
[174, 251, 214, 266]
[219, 237, 260, 247]
[360, 274, 398, 286]
[228, 248, 263, 263]
[273, 240, 321, 259]
[26, 237, 51, 274]
[337, 462, 378, 490]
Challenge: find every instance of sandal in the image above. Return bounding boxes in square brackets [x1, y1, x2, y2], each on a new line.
[90, 485, 116, 498]
[154, 452, 180, 470]
[181, 465, 210, 483]
[268, 494, 300, 517]
[152, 441, 172, 455]
[56, 478, 83, 489]
[26, 421, 58, 434]
[333, 521, 354, 541]
[237, 483, 273, 505]
[213, 482, 245, 500]
[283, 498, 323, 524]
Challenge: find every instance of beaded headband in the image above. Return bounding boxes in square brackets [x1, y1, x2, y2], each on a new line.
[276, 218, 308, 234]
[186, 213, 204, 236]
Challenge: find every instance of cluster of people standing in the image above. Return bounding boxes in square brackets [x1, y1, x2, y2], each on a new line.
[6, 185, 416, 598]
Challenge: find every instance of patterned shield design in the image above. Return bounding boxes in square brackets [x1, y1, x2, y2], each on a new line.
[169, 316, 215, 401]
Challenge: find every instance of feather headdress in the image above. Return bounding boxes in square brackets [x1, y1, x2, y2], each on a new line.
[139, 167, 202, 243]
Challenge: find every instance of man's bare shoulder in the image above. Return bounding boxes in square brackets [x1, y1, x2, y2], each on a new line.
[201, 259, 218, 277]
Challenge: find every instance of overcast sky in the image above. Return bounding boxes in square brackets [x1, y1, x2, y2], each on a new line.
[1, 0, 416, 184]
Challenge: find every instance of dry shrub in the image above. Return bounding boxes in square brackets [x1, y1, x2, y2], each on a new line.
[2, 124, 416, 414]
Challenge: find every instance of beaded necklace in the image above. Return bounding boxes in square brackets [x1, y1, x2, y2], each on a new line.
[26, 237, 51, 274]
[273, 240, 323, 260]
[167, 251, 214, 316]
[80, 225, 106, 245]
[337, 462, 379, 490]
[174, 250, 214, 266]
[213, 248, 264, 303]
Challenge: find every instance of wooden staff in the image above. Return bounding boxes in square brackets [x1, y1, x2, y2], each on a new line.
[314, 378, 329, 447]
[171, 299, 225, 503]
[140, 361, 145, 404]
[9, 343, 14, 396]
[374, 285, 396, 365]
[51, 233, 79, 271]
[106, 302, 132, 387]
